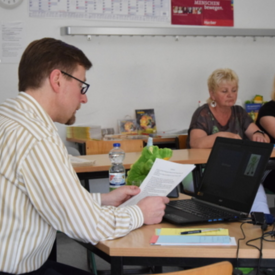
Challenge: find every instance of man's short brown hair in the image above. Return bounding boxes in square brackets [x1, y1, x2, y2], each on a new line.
[18, 37, 92, 91]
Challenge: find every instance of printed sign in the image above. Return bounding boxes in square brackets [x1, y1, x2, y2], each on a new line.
[171, 0, 234, 26]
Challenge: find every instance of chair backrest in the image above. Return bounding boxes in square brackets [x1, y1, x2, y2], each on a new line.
[153, 261, 233, 275]
[176, 134, 188, 149]
[85, 139, 144, 155]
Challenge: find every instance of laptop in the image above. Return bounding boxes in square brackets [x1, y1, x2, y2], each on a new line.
[164, 137, 273, 225]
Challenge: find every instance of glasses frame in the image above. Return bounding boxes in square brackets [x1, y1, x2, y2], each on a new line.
[61, 70, 90, 94]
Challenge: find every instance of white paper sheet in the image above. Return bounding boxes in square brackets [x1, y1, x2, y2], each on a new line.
[120, 158, 195, 207]
[0, 21, 25, 64]
[69, 155, 95, 165]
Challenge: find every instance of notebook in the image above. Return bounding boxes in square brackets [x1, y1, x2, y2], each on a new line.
[164, 137, 273, 225]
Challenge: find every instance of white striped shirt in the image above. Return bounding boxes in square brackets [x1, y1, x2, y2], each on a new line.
[0, 92, 144, 274]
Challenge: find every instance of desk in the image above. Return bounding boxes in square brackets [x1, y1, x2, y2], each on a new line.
[73, 148, 275, 191]
[73, 149, 211, 173]
[78, 195, 275, 275]
[73, 151, 275, 274]
[67, 137, 178, 155]
[73, 149, 211, 191]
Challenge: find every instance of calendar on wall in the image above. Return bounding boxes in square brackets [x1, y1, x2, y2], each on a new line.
[28, 0, 170, 23]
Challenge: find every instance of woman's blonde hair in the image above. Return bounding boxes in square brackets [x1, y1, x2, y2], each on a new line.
[207, 68, 239, 104]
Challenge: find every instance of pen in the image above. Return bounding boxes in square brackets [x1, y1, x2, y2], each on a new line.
[180, 229, 220, 235]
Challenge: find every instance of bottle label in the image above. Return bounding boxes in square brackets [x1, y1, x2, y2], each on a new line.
[109, 173, 125, 190]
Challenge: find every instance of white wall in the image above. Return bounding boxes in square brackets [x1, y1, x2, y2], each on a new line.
[1, 1, 275, 147]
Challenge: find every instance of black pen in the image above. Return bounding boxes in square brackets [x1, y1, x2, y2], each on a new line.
[180, 229, 220, 235]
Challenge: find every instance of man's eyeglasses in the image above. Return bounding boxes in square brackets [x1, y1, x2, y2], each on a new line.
[61, 71, 90, 94]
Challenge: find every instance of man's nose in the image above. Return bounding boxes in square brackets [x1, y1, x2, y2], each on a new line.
[81, 94, 88, 104]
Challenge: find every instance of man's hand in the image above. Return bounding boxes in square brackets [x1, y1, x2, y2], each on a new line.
[101, 186, 141, 207]
[137, 196, 170, 225]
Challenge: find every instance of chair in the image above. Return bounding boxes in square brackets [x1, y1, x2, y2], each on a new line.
[153, 261, 233, 275]
[175, 134, 188, 149]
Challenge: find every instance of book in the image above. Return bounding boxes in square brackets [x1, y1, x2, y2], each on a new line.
[118, 119, 138, 135]
[150, 228, 236, 246]
[135, 108, 157, 134]
[245, 103, 263, 122]
[150, 235, 235, 246]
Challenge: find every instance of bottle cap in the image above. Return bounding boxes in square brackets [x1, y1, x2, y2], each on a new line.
[113, 143, 121, 147]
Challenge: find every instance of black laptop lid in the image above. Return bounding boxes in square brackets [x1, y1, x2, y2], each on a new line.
[195, 137, 273, 214]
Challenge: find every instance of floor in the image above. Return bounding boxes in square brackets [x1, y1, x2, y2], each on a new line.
[56, 232, 183, 274]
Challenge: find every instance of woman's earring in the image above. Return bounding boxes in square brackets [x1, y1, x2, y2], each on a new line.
[211, 100, 216, 108]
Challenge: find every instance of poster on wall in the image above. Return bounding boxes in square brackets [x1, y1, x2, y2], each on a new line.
[171, 0, 234, 26]
[28, 0, 170, 23]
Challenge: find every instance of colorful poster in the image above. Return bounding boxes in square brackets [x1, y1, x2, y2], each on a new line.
[171, 0, 233, 26]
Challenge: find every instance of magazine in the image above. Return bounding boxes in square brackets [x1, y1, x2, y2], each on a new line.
[135, 109, 157, 134]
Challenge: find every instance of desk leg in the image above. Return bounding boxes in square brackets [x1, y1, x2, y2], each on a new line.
[110, 257, 123, 275]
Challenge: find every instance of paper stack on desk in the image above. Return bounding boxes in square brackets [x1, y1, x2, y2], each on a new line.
[150, 228, 236, 246]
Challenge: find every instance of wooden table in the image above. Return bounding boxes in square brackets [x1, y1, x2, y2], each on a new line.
[72, 150, 275, 274]
[73, 148, 275, 192]
[78, 194, 275, 275]
[72, 149, 211, 191]
[72, 148, 211, 173]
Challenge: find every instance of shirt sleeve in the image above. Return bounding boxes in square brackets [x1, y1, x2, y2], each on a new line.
[20, 138, 144, 245]
[188, 105, 213, 135]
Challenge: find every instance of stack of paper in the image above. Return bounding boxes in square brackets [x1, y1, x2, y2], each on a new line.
[150, 228, 236, 246]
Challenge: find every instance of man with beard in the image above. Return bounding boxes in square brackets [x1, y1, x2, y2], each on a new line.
[0, 38, 169, 275]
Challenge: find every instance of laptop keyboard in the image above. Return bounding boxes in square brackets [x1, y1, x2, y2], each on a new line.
[167, 200, 240, 222]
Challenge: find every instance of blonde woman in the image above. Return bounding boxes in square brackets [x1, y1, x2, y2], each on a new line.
[188, 68, 269, 149]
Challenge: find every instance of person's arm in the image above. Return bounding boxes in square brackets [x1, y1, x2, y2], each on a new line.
[101, 186, 169, 224]
[259, 116, 275, 141]
[22, 139, 147, 245]
[245, 122, 270, 143]
[189, 128, 242, 148]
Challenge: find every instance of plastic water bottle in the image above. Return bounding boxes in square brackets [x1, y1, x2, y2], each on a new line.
[109, 143, 125, 191]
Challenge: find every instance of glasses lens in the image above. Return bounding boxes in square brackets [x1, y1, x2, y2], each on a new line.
[81, 85, 87, 94]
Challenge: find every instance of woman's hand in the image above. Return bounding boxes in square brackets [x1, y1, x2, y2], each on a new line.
[251, 132, 269, 143]
[245, 123, 270, 143]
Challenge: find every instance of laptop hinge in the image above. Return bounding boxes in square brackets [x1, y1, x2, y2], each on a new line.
[192, 197, 249, 216]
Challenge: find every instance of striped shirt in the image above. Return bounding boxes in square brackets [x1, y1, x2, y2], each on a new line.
[0, 92, 144, 274]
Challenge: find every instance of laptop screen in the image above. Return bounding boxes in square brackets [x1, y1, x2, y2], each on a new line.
[194, 137, 273, 213]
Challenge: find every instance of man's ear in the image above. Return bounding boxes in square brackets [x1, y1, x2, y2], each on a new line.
[49, 69, 62, 93]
